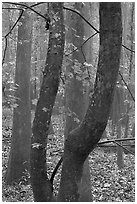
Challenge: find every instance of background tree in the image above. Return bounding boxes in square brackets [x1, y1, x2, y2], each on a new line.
[64, 2, 92, 201]
[6, 5, 32, 184]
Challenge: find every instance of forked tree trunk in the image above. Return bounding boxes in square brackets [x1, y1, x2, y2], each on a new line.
[30, 3, 65, 202]
[6, 6, 32, 184]
[57, 3, 122, 201]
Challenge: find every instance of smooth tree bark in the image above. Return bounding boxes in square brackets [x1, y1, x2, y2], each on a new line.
[30, 3, 65, 202]
[6, 7, 32, 184]
[65, 2, 92, 201]
[57, 3, 122, 201]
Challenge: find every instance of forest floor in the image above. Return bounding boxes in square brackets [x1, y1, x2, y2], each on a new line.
[2, 107, 135, 202]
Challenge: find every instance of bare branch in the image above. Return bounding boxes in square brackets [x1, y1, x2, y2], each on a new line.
[98, 144, 134, 147]
[122, 44, 135, 53]
[2, 2, 47, 65]
[119, 71, 135, 101]
[98, 137, 135, 145]
[4, 2, 48, 20]
[63, 6, 99, 33]
[50, 157, 63, 184]
[64, 6, 135, 54]
[5, 9, 24, 38]
[65, 32, 98, 57]
[113, 141, 135, 155]
[2, 37, 8, 66]
[2, 9, 24, 65]
[2, 7, 23, 10]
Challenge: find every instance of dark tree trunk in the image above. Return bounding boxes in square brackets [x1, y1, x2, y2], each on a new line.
[30, 3, 65, 202]
[57, 3, 122, 201]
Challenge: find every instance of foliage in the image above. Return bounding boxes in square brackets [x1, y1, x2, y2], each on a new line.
[90, 149, 135, 202]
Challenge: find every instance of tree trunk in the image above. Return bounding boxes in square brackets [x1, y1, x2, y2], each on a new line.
[58, 3, 122, 201]
[64, 2, 93, 201]
[6, 6, 32, 184]
[116, 120, 124, 169]
[30, 3, 65, 202]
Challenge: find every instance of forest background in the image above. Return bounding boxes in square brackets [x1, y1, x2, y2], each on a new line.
[1, 1, 135, 202]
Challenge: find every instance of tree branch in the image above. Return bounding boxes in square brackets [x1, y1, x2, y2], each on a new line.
[122, 44, 135, 53]
[50, 137, 135, 184]
[2, 2, 47, 65]
[2, 9, 24, 65]
[98, 137, 135, 145]
[2, 7, 23, 10]
[50, 157, 63, 184]
[113, 141, 135, 155]
[5, 9, 24, 38]
[65, 32, 98, 57]
[63, 6, 99, 33]
[119, 71, 135, 101]
[64, 6, 135, 54]
[2, 37, 8, 66]
[4, 2, 48, 20]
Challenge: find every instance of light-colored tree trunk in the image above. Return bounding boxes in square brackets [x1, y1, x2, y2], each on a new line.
[64, 2, 98, 201]
[116, 120, 124, 169]
[6, 6, 32, 184]
[124, 2, 135, 139]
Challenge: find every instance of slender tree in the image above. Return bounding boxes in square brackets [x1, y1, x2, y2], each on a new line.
[6, 6, 32, 184]
[30, 2, 65, 201]
[58, 3, 122, 201]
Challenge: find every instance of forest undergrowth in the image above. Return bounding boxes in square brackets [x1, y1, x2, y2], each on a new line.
[2, 108, 135, 202]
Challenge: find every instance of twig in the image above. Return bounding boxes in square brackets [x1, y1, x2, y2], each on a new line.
[98, 144, 134, 147]
[50, 137, 135, 183]
[2, 9, 24, 65]
[122, 44, 135, 53]
[113, 141, 135, 155]
[2, 7, 23, 10]
[63, 6, 99, 34]
[4, 2, 48, 21]
[2, 2, 47, 65]
[65, 32, 98, 57]
[2, 37, 8, 66]
[50, 156, 63, 184]
[119, 71, 135, 102]
[98, 137, 135, 145]
[28, 2, 46, 8]
[63, 7, 135, 54]
[5, 9, 24, 38]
